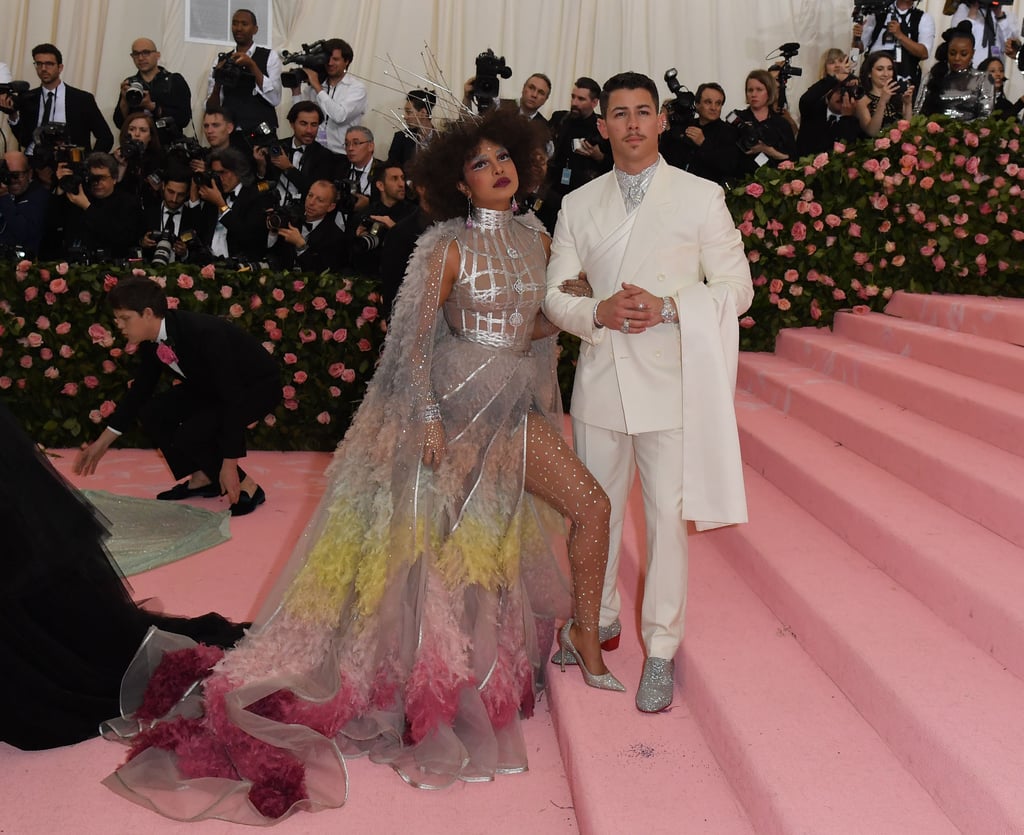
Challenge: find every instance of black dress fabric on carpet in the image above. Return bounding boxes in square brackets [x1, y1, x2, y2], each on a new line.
[0, 399, 246, 751]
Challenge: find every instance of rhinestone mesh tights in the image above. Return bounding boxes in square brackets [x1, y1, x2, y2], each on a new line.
[523, 412, 611, 673]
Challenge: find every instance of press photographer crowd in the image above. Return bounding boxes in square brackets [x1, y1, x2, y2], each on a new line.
[0, 2, 1022, 298]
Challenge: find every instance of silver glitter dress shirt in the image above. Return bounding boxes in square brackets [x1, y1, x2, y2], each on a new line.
[921, 69, 994, 122]
[615, 159, 659, 213]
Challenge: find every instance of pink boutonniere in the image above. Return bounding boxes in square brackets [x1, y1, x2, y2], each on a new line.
[156, 342, 178, 365]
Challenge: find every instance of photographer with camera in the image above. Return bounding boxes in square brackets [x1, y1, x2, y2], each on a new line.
[853, 0, 935, 91]
[798, 60, 867, 156]
[3, 44, 113, 165]
[349, 162, 414, 276]
[290, 38, 367, 154]
[338, 126, 383, 220]
[855, 51, 915, 135]
[0, 151, 49, 256]
[195, 146, 273, 261]
[114, 112, 167, 198]
[51, 151, 142, 260]
[254, 101, 337, 203]
[139, 172, 202, 265]
[951, 1, 1021, 66]
[549, 77, 611, 196]
[731, 70, 797, 177]
[267, 179, 348, 273]
[114, 38, 192, 131]
[205, 9, 282, 134]
[661, 80, 740, 187]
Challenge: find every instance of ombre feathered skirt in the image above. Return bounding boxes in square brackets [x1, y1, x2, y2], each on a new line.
[101, 313, 571, 823]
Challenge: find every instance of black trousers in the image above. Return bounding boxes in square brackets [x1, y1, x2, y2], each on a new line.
[139, 378, 280, 483]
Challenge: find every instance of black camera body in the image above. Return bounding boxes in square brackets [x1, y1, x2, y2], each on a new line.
[472, 48, 513, 111]
[194, 169, 220, 190]
[166, 136, 205, 164]
[121, 138, 147, 163]
[246, 121, 278, 150]
[268, 196, 306, 232]
[852, 0, 894, 24]
[280, 41, 329, 88]
[0, 80, 30, 112]
[124, 78, 148, 109]
[354, 216, 385, 253]
[214, 52, 255, 90]
[148, 229, 176, 266]
[663, 68, 699, 134]
[724, 110, 765, 153]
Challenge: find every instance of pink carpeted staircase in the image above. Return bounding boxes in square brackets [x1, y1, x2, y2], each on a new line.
[547, 292, 1024, 835]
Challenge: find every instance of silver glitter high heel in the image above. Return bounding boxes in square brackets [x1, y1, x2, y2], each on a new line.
[551, 618, 621, 665]
[557, 620, 626, 692]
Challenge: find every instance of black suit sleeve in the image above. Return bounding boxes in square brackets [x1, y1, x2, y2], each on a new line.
[79, 89, 114, 152]
[106, 343, 165, 434]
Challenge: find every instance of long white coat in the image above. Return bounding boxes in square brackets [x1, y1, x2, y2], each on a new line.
[544, 159, 753, 529]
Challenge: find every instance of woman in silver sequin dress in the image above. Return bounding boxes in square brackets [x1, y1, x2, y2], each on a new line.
[101, 108, 620, 825]
[919, 22, 995, 120]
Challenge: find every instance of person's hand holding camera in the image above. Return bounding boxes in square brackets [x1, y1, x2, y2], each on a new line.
[277, 223, 305, 248]
[198, 177, 225, 209]
[684, 126, 706, 146]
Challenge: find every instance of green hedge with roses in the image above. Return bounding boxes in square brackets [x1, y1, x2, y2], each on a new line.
[0, 262, 387, 450]
[1, 113, 1022, 450]
[728, 113, 1024, 350]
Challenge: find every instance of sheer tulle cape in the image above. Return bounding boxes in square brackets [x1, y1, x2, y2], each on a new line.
[102, 216, 572, 824]
[0, 399, 245, 751]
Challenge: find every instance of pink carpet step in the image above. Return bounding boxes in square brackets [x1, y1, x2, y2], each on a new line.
[709, 468, 1024, 835]
[831, 310, 1024, 395]
[737, 352, 1024, 549]
[884, 291, 1024, 346]
[545, 482, 756, 835]
[772, 325, 1024, 457]
[735, 388, 1024, 683]
[682, 536, 958, 835]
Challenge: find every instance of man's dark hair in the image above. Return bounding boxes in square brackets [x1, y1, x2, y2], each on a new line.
[376, 162, 404, 184]
[408, 89, 437, 116]
[234, 8, 257, 26]
[410, 107, 547, 221]
[32, 43, 63, 65]
[696, 82, 726, 105]
[286, 100, 325, 124]
[574, 77, 601, 99]
[599, 72, 659, 115]
[324, 38, 354, 64]
[86, 151, 118, 179]
[209, 146, 251, 179]
[204, 104, 236, 125]
[527, 72, 552, 92]
[108, 275, 168, 317]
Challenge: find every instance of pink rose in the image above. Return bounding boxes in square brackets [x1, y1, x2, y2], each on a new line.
[55, 321, 71, 335]
[312, 296, 327, 310]
[38, 268, 50, 280]
[776, 245, 796, 258]
[932, 255, 946, 271]
[166, 296, 180, 309]
[298, 329, 316, 343]
[784, 269, 799, 283]
[152, 275, 167, 288]
[769, 278, 784, 294]
[292, 280, 305, 292]
[0, 376, 14, 390]
[176, 274, 194, 289]
[358, 339, 372, 352]
[789, 285, 803, 297]
[193, 290, 208, 302]
[747, 250, 761, 263]
[35, 316, 51, 330]
[328, 362, 346, 378]
[83, 375, 99, 389]
[293, 370, 308, 384]
[284, 399, 299, 411]
[264, 414, 277, 427]
[739, 316, 755, 329]
[78, 290, 92, 304]
[25, 331, 43, 348]
[282, 385, 296, 399]
[61, 382, 78, 396]
[777, 298, 791, 311]
[926, 121, 941, 134]
[58, 345, 72, 358]
[250, 295, 263, 310]
[17, 259, 32, 271]
[870, 194, 888, 211]
[220, 285, 233, 299]
[849, 223, 861, 238]
[745, 182, 764, 198]
[892, 255, 906, 267]
[43, 366, 59, 379]
[293, 302, 306, 313]
[852, 252, 869, 266]
[49, 278, 68, 294]
[847, 168, 860, 180]
[919, 176, 934, 191]
[852, 305, 870, 315]
[317, 411, 331, 425]
[863, 158, 881, 173]
[88, 409, 102, 424]
[24, 286, 38, 301]
[283, 353, 298, 365]
[19, 356, 33, 368]
[812, 153, 829, 169]
[103, 275, 119, 291]
[953, 227, 968, 239]
[996, 211, 1008, 224]
[200, 263, 216, 279]
[920, 244, 935, 257]
[102, 360, 116, 373]
[810, 300, 822, 321]
[341, 368, 356, 383]
[271, 288, 285, 301]
[229, 303, 244, 318]
[832, 288, 846, 301]
[791, 222, 807, 242]
[275, 307, 289, 319]
[269, 328, 283, 341]
[329, 386, 341, 397]
[333, 328, 348, 343]
[362, 306, 379, 322]
[322, 329, 334, 341]
[336, 289, 353, 304]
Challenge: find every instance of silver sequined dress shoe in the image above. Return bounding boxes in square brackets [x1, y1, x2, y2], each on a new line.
[551, 618, 621, 666]
[636, 656, 675, 713]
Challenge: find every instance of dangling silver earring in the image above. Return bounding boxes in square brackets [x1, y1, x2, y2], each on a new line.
[465, 194, 474, 228]
[510, 197, 519, 213]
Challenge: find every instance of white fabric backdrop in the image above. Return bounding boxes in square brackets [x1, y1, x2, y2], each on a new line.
[1, 1, 1018, 156]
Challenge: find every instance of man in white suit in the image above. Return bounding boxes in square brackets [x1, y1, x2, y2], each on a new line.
[544, 72, 753, 712]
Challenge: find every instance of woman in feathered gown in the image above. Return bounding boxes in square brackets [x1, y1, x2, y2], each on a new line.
[102, 108, 622, 824]
[0, 399, 245, 751]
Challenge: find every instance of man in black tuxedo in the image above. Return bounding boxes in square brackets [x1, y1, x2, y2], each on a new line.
[205, 8, 282, 133]
[1, 44, 113, 161]
[73, 276, 281, 516]
[337, 125, 383, 222]
[195, 146, 273, 261]
[796, 75, 866, 158]
[548, 77, 611, 195]
[661, 83, 740, 187]
[268, 179, 348, 272]
[139, 174, 203, 263]
[254, 101, 338, 203]
[113, 38, 192, 131]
